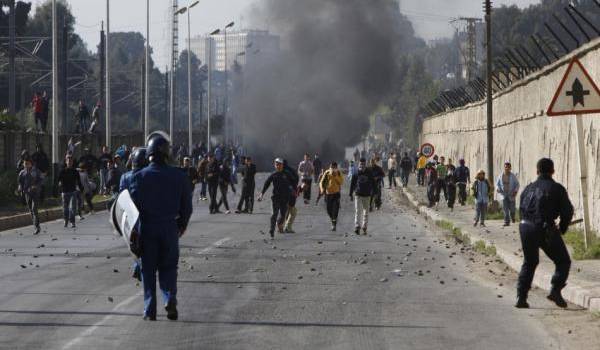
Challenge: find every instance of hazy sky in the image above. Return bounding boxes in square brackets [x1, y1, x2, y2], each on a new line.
[29, 0, 541, 69]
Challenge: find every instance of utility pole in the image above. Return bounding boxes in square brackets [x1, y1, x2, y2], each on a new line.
[52, 0, 59, 165]
[452, 17, 481, 81]
[207, 29, 220, 153]
[145, 0, 150, 140]
[485, 0, 494, 182]
[170, 0, 180, 141]
[61, 16, 68, 130]
[140, 61, 145, 132]
[8, 0, 16, 118]
[223, 22, 234, 145]
[99, 22, 105, 130]
[106, 0, 111, 150]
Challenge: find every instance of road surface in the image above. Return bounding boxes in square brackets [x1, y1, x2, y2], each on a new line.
[0, 174, 596, 349]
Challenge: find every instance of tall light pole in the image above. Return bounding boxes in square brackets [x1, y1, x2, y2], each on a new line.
[223, 21, 234, 145]
[484, 0, 494, 184]
[207, 28, 220, 153]
[144, 0, 150, 140]
[105, 0, 111, 150]
[52, 0, 59, 165]
[176, 0, 200, 156]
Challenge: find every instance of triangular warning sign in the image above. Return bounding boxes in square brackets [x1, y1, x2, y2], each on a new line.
[547, 57, 600, 116]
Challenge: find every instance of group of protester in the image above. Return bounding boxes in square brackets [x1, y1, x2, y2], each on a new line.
[414, 152, 520, 227]
[30, 93, 101, 136]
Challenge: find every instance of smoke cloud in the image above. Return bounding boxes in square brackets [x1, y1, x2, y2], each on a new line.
[239, 0, 415, 167]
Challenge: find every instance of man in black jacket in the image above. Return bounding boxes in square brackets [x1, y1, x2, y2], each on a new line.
[369, 158, 385, 211]
[350, 158, 375, 235]
[57, 155, 83, 228]
[236, 156, 257, 214]
[516, 158, 574, 309]
[258, 158, 292, 238]
[31, 143, 50, 203]
[399, 152, 413, 187]
[206, 154, 221, 214]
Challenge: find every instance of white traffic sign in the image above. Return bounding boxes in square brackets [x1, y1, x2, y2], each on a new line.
[546, 57, 598, 249]
[547, 57, 600, 116]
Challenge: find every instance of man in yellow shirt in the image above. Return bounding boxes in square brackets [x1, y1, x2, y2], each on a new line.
[320, 162, 344, 231]
[416, 153, 427, 186]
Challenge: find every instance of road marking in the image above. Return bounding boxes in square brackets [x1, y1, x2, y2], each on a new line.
[62, 236, 231, 349]
[198, 237, 231, 254]
[62, 293, 139, 350]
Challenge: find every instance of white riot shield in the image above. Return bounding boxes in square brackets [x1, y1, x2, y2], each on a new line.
[110, 190, 141, 257]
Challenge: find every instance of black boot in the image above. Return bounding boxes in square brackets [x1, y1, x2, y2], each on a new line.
[165, 300, 178, 320]
[547, 288, 568, 308]
[515, 295, 529, 309]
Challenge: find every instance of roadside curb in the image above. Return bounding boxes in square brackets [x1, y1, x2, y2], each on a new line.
[0, 200, 110, 233]
[400, 187, 600, 312]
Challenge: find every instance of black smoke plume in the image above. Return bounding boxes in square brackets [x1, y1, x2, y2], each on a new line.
[238, 0, 420, 168]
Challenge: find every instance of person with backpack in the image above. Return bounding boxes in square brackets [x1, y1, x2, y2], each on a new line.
[472, 170, 493, 227]
[516, 158, 574, 309]
[455, 159, 470, 205]
[399, 152, 413, 187]
[349, 158, 375, 235]
[320, 162, 344, 231]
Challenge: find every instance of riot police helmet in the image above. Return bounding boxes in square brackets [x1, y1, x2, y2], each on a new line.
[131, 147, 148, 169]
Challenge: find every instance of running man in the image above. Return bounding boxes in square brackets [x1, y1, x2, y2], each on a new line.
[258, 158, 293, 239]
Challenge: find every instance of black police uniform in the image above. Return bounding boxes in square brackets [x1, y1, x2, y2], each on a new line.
[517, 174, 574, 300]
[261, 170, 292, 237]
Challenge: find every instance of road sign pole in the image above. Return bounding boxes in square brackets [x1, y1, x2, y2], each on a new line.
[574, 113, 592, 248]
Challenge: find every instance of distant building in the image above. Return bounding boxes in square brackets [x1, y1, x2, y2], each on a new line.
[190, 30, 280, 71]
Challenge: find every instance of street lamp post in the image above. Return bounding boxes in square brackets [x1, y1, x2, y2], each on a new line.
[105, 0, 111, 150]
[52, 0, 58, 165]
[144, 0, 150, 141]
[176, 1, 200, 156]
[207, 28, 220, 153]
[223, 21, 234, 145]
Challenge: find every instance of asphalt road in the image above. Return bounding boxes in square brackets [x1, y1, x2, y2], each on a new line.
[0, 174, 588, 349]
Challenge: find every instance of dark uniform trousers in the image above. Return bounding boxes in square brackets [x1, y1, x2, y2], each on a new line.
[517, 221, 571, 297]
[271, 196, 289, 232]
[457, 183, 468, 205]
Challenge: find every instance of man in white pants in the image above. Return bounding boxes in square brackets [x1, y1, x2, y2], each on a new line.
[349, 158, 376, 235]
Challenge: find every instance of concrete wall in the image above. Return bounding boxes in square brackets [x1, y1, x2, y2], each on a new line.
[421, 38, 600, 233]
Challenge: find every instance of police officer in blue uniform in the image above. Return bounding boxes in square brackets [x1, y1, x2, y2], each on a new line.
[130, 133, 192, 321]
[516, 158, 573, 309]
[119, 148, 148, 281]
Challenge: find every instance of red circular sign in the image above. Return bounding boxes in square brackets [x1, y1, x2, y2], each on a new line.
[420, 143, 435, 158]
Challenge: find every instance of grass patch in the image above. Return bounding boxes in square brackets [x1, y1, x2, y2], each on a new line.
[435, 220, 471, 245]
[473, 240, 497, 256]
[435, 220, 454, 231]
[563, 229, 600, 260]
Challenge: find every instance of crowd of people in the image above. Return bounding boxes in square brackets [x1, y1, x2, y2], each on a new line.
[13, 135, 577, 315]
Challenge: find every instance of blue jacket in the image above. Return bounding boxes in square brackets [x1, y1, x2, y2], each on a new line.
[496, 172, 520, 202]
[130, 162, 193, 232]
